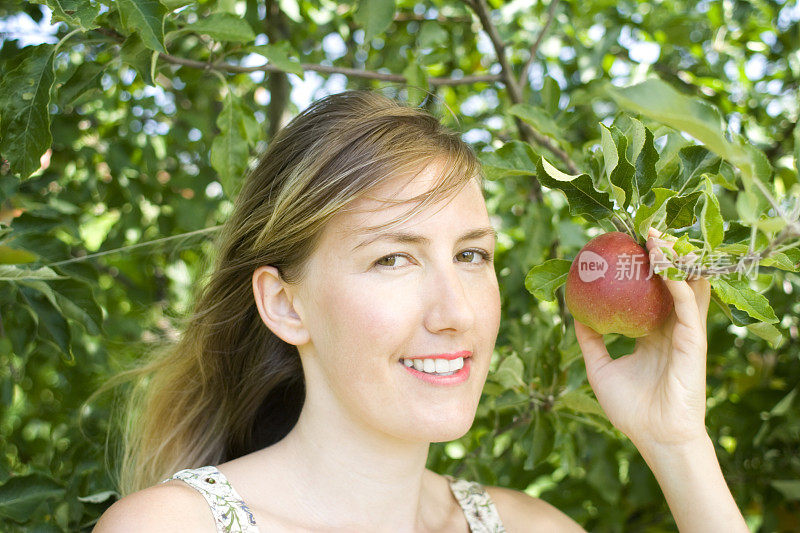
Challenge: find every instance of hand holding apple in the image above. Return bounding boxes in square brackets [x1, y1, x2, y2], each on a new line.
[564, 231, 673, 337]
[573, 228, 712, 450]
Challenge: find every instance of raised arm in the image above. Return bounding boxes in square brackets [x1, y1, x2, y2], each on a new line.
[573, 228, 748, 533]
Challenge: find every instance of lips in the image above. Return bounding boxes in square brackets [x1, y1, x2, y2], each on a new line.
[401, 350, 472, 361]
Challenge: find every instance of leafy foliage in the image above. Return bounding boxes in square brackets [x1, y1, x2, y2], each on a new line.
[1, 0, 799, 531]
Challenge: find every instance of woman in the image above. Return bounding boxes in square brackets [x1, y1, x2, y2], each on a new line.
[95, 90, 747, 532]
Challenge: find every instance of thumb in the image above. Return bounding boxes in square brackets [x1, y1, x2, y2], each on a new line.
[574, 320, 613, 379]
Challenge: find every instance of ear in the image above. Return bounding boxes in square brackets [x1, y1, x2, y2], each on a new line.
[252, 265, 310, 346]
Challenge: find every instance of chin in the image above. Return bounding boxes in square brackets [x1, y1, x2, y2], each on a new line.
[412, 412, 476, 443]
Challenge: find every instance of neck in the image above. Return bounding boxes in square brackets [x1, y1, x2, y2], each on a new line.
[259, 389, 439, 531]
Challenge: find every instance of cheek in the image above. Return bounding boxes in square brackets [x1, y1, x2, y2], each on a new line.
[318, 279, 420, 358]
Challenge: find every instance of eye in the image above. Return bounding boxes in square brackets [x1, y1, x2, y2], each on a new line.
[457, 249, 493, 264]
[373, 249, 493, 270]
[374, 253, 412, 270]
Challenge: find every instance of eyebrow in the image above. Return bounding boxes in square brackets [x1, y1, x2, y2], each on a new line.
[351, 226, 498, 252]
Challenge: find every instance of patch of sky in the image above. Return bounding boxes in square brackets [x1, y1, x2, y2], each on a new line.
[765, 99, 783, 118]
[485, 116, 503, 130]
[744, 54, 767, 81]
[463, 129, 491, 144]
[558, 46, 576, 62]
[476, 30, 494, 56]
[121, 68, 137, 86]
[587, 24, 605, 43]
[143, 119, 169, 136]
[461, 94, 486, 116]
[546, 64, 568, 89]
[0, 5, 58, 45]
[760, 31, 777, 47]
[777, 2, 800, 31]
[727, 112, 741, 135]
[527, 62, 545, 90]
[609, 58, 631, 79]
[723, 59, 740, 82]
[289, 70, 347, 111]
[323, 33, 347, 61]
[618, 26, 660, 64]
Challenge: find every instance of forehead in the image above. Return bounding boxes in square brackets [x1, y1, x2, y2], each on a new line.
[331, 164, 483, 239]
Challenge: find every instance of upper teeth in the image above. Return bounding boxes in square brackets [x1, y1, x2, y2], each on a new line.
[401, 357, 464, 373]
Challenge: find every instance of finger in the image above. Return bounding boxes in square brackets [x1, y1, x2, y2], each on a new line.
[687, 277, 711, 331]
[645, 228, 709, 332]
[648, 243, 704, 338]
[574, 320, 614, 378]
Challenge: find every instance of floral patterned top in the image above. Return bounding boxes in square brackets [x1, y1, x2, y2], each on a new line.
[162, 466, 506, 532]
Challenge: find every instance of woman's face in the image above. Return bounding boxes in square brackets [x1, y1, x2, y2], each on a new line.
[292, 160, 501, 443]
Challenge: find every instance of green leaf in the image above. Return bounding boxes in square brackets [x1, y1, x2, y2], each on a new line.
[494, 354, 525, 389]
[34, 0, 100, 30]
[609, 133, 635, 209]
[50, 278, 104, 335]
[249, 43, 305, 79]
[677, 145, 721, 191]
[354, 0, 396, 42]
[700, 177, 723, 249]
[120, 34, 158, 85]
[0, 45, 55, 179]
[634, 127, 659, 199]
[21, 287, 73, 362]
[536, 157, 616, 222]
[524, 259, 571, 302]
[0, 265, 65, 281]
[478, 141, 538, 180]
[634, 187, 676, 239]
[509, 104, 566, 147]
[735, 189, 761, 224]
[711, 277, 779, 324]
[210, 94, 249, 197]
[417, 21, 449, 48]
[771, 480, 800, 501]
[760, 252, 800, 272]
[402, 51, 428, 107]
[745, 322, 784, 348]
[182, 13, 255, 43]
[0, 473, 65, 523]
[599, 125, 635, 208]
[555, 389, 607, 418]
[524, 413, 555, 470]
[664, 191, 702, 229]
[0, 245, 37, 264]
[607, 78, 771, 191]
[607, 78, 740, 168]
[58, 61, 106, 107]
[117, 0, 166, 54]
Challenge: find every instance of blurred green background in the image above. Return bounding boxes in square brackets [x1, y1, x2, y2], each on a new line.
[0, 0, 798, 531]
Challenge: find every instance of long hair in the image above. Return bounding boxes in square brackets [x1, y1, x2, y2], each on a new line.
[109, 89, 484, 495]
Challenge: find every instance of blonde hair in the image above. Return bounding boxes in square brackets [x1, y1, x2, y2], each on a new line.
[108, 89, 484, 495]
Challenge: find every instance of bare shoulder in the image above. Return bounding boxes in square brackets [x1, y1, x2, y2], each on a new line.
[93, 480, 215, 532]
[484, 485, 586, 532]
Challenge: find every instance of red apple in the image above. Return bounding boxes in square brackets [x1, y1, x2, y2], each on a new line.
[564, 231, 673, 338]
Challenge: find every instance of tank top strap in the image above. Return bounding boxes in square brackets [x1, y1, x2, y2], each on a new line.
[161, 465, 260, 533]
[444, 474, 507, 533]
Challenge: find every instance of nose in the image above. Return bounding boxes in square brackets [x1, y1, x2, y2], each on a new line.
[423, 261, 476, 334]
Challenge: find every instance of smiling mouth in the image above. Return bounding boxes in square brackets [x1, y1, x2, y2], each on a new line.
[399, 355, 468, 376]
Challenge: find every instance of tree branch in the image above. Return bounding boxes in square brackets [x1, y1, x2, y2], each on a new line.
[519, 0, 560, 88]
[156, 52, 502, 86]
[466, 0, 578, 175]
[662, 223, 800, 279]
